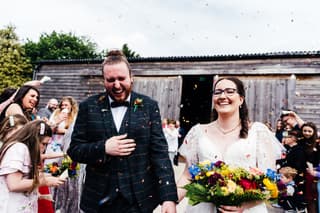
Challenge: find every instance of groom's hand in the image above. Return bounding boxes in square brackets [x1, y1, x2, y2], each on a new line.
[105, 134, 136, 156]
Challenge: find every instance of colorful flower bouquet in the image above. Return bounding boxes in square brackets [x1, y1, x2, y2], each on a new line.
[43, 155, 80, 178]
[184, 160, 279, 207]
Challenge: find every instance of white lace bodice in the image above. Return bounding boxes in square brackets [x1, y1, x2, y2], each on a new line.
[180, 122, 283, 172]
[179, 122, 285, 213]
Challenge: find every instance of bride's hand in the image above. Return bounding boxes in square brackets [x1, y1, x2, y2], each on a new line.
[218, 205, 244, 213]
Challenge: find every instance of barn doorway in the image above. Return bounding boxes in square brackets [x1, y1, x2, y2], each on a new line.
[179, 76, 213, 134]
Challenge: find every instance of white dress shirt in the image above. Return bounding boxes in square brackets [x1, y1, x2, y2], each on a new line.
[108, 96, 130, 132]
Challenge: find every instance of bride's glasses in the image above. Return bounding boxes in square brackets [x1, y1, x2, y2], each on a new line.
[213, 88, 237, 97]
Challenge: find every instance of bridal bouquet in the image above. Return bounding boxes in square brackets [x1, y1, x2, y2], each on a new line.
[43, 155, 80, 178]
[184, 160, 279, 206]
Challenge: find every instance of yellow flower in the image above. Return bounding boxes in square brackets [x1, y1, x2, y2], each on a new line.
[220, 168, 231, 177]
[226, 180, 237, 193]
[221, 187, 229, 196]
[206, 171, 215, 177]
[199, 160, 211, 167]
[263, 178, 278, 198]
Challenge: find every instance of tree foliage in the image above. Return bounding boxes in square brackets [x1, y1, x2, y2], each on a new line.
[121, 43, 140, 58]
[0, 25, 32, 91]
[100, 43, 140, 59]
[24, 31, 101, 65]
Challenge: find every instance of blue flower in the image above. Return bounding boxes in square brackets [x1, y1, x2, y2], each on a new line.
[266, 169, 281, 181]
[188, 164, 201, 179]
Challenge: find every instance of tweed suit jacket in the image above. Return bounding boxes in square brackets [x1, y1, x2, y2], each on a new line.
[67, 91, 178, 213]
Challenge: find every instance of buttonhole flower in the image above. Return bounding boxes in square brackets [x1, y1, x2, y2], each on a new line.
[133, 98, 143, 112]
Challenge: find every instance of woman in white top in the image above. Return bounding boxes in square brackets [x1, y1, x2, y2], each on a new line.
[177, 77, 284, 213]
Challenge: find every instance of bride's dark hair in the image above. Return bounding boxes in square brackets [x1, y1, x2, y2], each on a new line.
[212, 77, 249, 138]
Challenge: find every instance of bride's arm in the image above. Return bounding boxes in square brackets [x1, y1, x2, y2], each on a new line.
[176, 161, 191, 202]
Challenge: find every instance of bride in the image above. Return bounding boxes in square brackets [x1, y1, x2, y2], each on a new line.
[177, 77, 284, 213]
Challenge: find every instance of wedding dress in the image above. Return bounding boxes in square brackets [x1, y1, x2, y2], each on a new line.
[179, 122, 284, 213]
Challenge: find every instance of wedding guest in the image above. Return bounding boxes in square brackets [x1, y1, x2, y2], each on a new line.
[177, 77, 284, 212]
[175, 120, 186, 148]
[163, 119, 179, 166]
[44, 96, 78, 165]
[307, 162, 320, 213]
[0, 120, 64, 212]
[37, 98, 59, 119]
[280, 110, 304, 132]
[299, 122, 319, 213]
[0, 85, 40, 122]
[67, 50, 177, 213]
[280, 130, 306, 177]
[0, 80, 42, 115]
[53, 121, 82, 213]
[275, 119, 285, 143]
[278, 167, 306, 211]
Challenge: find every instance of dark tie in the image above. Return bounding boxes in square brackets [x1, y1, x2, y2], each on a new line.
[110, 101, 130, 108]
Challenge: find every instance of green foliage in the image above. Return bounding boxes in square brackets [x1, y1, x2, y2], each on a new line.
[24, 31, 101, 65]
[0, 25, 32, 91]
[121, 43, 140, 58]
[100, 43, 140, 58]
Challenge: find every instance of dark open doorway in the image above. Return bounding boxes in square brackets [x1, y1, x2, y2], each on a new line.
[179, 76, 213, 134]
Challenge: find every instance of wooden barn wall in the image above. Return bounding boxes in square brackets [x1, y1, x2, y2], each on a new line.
[133, 76, 182, 120]
[35, 64, 103, 108]
[230, 76, 295, 129]
[35, 65, 182, 121]
[294, 76, 320, 129]
[35, 57, 320, 130]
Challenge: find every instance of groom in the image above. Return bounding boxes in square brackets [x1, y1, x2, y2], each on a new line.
[67, 50, 178, 213]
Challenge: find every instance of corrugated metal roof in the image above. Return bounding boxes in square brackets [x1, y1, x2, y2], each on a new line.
[37, 50, 320, 65]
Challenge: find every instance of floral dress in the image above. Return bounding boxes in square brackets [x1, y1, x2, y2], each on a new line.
[44, 120, 66, 165]
[0, 143, 38, 212]
[179, 122, 284, 213]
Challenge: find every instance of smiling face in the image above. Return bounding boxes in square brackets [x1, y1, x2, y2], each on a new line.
[103, 62, 133, 102]
[302, 126, 314, 139]
[213, 79, 244, 116]
[22, 89, 39, 110]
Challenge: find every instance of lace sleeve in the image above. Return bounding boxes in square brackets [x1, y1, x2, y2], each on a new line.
[254, 122, 286, 172]
[178, 124, 200, 166]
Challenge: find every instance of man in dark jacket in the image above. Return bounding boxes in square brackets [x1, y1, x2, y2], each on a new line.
[68, 50, 177, 213]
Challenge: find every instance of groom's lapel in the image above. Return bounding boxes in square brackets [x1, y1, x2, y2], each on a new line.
[97, 94, 117, 136]
[118, 93, 136, 135]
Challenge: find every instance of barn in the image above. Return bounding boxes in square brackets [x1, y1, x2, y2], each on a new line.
[34, 51, 320, 133]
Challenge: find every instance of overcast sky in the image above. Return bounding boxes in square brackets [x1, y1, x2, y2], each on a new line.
[2, 0, 320, 57]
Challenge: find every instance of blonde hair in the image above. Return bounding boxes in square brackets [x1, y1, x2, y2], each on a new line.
[279, 166, 297, 179]
[52, 96, 78, 129]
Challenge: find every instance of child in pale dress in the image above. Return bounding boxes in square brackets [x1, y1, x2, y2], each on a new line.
[0, 120, 65, 212]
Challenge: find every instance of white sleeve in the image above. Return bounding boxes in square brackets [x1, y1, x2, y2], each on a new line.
[0, 143, 31, 175]
[254, 122, 286, 172]
[178, 124, 200, 166]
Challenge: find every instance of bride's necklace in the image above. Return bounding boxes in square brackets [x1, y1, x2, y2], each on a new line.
[215, 121, 241, 135]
